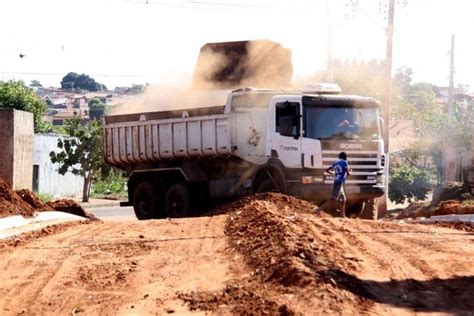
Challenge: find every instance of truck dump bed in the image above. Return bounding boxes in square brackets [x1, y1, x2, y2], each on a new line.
[103, 106, 233, 167]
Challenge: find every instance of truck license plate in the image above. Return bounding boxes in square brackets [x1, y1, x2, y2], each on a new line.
[345, 186, 360, 194]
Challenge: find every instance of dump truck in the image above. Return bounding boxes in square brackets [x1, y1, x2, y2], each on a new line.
[103, 84, 387, 220]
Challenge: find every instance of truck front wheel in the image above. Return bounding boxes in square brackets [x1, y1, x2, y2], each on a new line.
[256, 178, 281, 193]
[133, 181, 161, 220]
[359, 199, 378, 220]
[165, 183, 190, 218]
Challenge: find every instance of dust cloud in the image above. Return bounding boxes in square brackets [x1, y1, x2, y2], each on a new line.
[107, 85, 230, 115]
[108, 40, 293, 115]
[192, 40, 293, 90]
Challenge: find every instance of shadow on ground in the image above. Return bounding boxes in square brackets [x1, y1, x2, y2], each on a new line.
[328, 269, 474, 313]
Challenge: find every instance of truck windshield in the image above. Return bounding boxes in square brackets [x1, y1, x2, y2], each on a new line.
[304, 106, 380, 140]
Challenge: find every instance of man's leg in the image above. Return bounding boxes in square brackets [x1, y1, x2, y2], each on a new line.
[319, 183, 340, 215]
[333, 182, 346, 218]
[339, 183, 347, 218]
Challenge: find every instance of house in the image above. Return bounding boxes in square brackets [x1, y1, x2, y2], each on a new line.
[33, 134, 83, 198]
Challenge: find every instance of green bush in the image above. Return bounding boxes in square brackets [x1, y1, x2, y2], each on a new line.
[389, 165, 432, 204]
[91, 170, 127, 198]
[37, 193, 53, 203]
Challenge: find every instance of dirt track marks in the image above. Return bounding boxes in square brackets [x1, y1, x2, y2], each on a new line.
[319, 218, 474, 314]
[0, 216, 242, 315]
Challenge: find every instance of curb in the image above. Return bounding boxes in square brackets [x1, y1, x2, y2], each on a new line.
[79, 201, 122, 209]
[399, 214, 474, 225]
[414, 214, 474, 224]
[0, 212, 87, 240]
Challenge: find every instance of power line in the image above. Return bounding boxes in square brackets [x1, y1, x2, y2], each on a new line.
[357, 6, 386, 31]
[0, 71, 191, 79]
[125, 0, 333, 16]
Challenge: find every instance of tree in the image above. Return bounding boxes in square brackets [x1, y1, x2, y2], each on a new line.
[61, 72, 107, 92]
[50, 117, 104, 202]
[389, 165, 431, 204]
[0, 80, 50, 133]
[130, 84, 145, 94]
[30, 80, 42, 87]
[88, 98, 106, 120]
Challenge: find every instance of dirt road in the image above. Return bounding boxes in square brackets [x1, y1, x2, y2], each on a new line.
[0, 216, 247, 315]
[0, 194, 473, 315]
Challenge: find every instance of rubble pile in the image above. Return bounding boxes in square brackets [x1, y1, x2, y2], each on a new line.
[396, 199, 474, 220]
[395, 183, 474, 220]
[0, 179, 37, 218]
[16, 189, 54, 212]
[435, 200, 474, 216]
[431, 182, 472, 206]
[46, 199, 98, 220]
[179, 193, 371, 314]
[0, 178, 95, 220]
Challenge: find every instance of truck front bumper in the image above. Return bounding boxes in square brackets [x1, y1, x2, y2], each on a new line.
[294, 184, 385, 204]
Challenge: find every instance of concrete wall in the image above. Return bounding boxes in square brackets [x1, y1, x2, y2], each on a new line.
[0, 109, 33, 189]
[33, 134, 84, 198]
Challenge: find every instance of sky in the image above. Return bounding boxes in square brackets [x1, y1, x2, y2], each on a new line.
[0, 0, 473, 91]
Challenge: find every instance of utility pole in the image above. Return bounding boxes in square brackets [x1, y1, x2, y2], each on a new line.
[444, 35, 456, 182]
[383, 0, 395, 154]
[379, 0, 395, 216]
[326, 0, 333, 81]
[448, 35, 455, 118]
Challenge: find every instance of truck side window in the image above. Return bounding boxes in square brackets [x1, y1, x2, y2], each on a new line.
[275, 101, 300, 138]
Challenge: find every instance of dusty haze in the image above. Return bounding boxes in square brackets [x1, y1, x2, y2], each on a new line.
[108, 40, 294, 115]
[107, 85, 230, 115]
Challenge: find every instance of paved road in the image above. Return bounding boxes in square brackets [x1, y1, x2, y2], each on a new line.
[85, 206, 136, 221]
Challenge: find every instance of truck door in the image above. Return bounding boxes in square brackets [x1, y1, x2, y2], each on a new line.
[269, 99, 302, 168]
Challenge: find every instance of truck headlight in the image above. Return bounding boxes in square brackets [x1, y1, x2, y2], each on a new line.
[301, 176, 324, 184]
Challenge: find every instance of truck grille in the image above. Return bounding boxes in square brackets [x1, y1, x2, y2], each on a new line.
[322, 150, 381, 185]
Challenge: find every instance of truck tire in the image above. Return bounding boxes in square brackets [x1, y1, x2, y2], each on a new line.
[359, 199, 378, 220]
[133, 182, 160, 220]
[346, 201, 364, 217]
[165, 183, 190, 218]
[256, 178, 281, 193]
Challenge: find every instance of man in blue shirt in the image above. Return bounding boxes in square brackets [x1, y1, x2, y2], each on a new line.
[325, 151, 351, 218]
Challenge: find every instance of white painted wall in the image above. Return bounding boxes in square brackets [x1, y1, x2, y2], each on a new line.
[33, 134, 83, 198]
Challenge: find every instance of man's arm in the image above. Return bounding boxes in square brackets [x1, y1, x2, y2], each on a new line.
[346, 163, 352, 176]
[325, 166, 334, 174]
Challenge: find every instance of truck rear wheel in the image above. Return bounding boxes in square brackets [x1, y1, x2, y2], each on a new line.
[359, 199, 378, 220]
[256, 178, 281, 193]
[133, 182, 161, 220]
[165, 183, 190, 218]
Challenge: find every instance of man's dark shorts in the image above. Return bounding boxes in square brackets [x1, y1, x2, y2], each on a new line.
[331, 182, 346, 202]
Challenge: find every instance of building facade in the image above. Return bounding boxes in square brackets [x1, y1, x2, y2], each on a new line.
[33, 134, 83, 198]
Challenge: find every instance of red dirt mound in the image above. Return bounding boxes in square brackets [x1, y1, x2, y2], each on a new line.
[226, 196, 326, 287]
[396, 200, 474, 220]
[178, 285, 293, 315]
[0, 179, 35, 218]
[47, 199, 99, 221]
[0, 176, 97, 220]
[180, 194, 370, 314]
[16, 189, 54, 212]
[209, 192, 319, 216]
[396, 203, 431, 219]
[435, 200, 474, 216]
